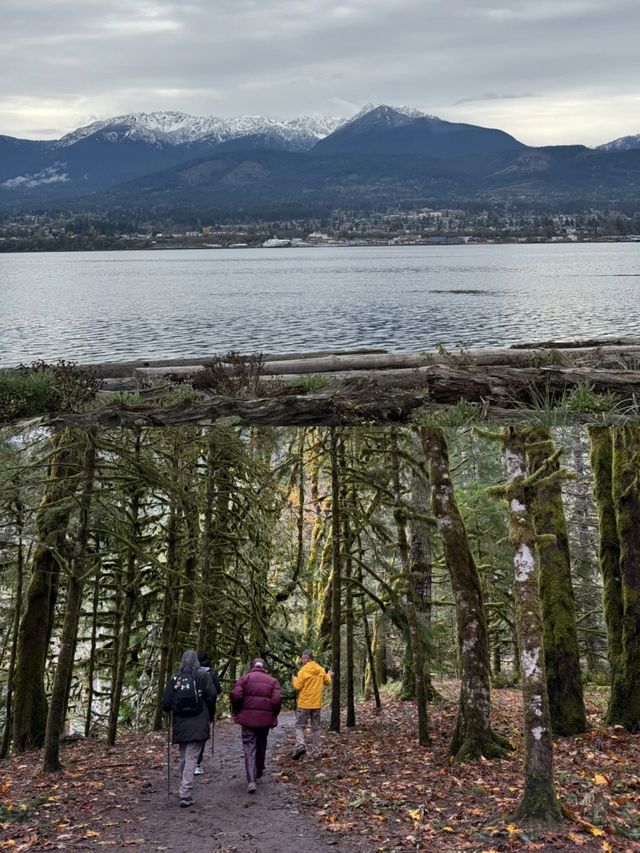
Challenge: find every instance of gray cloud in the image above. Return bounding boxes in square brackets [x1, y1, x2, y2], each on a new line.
[455, 93, 536, 105]
[1, 0, 639, 146]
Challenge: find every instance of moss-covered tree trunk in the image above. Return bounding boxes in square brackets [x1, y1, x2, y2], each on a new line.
[409, 441, 435, 701]
[317, 539, 334, 652]
[607, 427, 640, 731]
[43, 430, 96, 772]
[373, 615, 388, 687]
[421, 426, 509, 761]
[526, 428, 586, 736]
[198, 432, 218, 653]
[400, 446, 435, 702]
[12, 432, 78, 752]
[359, 564, 382, 709]
[499, 427, 562, 824]
[588, 427, 624, 712]
[569, 426, 602, 676]
[107, 431, 142, 746]
[303, 446, 324, 644]
[153, 452, 180, 730]
[0, 493, 24, 759]
[329, 428, 342, 733]
[84, 553, 101, 738]
[391, 429, 430, 746]
[344, 484, 356, 728]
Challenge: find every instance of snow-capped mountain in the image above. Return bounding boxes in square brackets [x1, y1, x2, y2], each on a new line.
[313, 103, 525, 158]
[344, 104, 431, 127]
[54, 111, 345, 150]
[2, 105, 640, 211]
[597, 134, 640, 152]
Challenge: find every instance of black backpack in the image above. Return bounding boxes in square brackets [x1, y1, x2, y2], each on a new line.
[170, 670, 202, 716]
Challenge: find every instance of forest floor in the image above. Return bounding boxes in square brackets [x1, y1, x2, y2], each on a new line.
[1, 683, 639, 852]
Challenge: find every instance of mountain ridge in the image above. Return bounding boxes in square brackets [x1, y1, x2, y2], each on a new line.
[1, 105, 639, 213]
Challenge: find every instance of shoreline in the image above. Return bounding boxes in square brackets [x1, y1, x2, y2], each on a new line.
[5, 339, 640, 428]
[1, 235, 640, 255]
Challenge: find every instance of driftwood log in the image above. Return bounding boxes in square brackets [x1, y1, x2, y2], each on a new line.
[131, 345, 640, 385]
[6, 340, 640, 428]
[46, 361, 640, 427]
[48, 384, 430, 427]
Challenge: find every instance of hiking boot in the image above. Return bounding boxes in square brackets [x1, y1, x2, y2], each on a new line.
[179, 797, 193, 808]
[194, 766, 204, 775]
[247, 782, 256, 794]
[291, 746, 306, 761]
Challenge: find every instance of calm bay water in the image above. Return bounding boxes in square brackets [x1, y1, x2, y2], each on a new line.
[1, 243, 638, 367]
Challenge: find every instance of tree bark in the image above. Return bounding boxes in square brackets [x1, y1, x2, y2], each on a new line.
[588, 427, 624, 710]
[607, 428, 640, 731]
[84, 549, 101, 738]
[12, 432, 79, 752]
[344, 481, 356, 728]
[421, 426, 509, 760]
[360, 569, 382, 709]
[107, 431, 142, 746]
[526, 427, 586, 736]
[499, 427, 562, 824]
[43, 430, 97, 772]
[329, 428, 342, 733]
[153, 449, 181, 730]
[0, 493, 24, 759]
[408, 439, 435, 700]
[391, 429, 430, 746]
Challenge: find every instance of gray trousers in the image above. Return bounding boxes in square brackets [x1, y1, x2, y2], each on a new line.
[295, 707, 321, 753]
[179, 740, 204, 799]
[241, 726, 269, 783]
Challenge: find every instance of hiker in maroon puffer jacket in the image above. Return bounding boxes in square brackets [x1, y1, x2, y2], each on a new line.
[230, 658, 282, 794]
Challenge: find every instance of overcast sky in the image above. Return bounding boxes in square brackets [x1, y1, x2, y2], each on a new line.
[2, 0, 638, 146]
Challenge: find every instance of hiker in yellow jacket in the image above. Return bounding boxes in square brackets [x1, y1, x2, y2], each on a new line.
[291, 649, 331, 760]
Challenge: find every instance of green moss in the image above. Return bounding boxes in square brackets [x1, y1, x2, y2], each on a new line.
[514, 777, 564, 825]
[607, 428, 640, 731]
[451, 727, 513, 763]
[526, 427, 586, 736]
[589, 427, 623, 694]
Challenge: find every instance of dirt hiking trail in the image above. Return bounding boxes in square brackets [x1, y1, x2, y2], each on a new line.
[91, 713, 363, 853]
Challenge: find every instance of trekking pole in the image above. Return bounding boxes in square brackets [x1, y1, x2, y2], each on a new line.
[166, 714, 171, 797]
[211, 718, 215, 760]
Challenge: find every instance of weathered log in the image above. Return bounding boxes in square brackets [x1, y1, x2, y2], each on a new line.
[130, 345, 640, 385]
[47, 385, 429, 427]
[511, 336, 640, 349]
[39, 362, 640, 429]
[422, 364, 640, 405]
[81, 348, 387, 378]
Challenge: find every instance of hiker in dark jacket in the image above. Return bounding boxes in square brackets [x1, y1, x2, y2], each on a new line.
[162, 649, 217, 808]
[194, 650, 222, 775]
[230, 658, 282, 794]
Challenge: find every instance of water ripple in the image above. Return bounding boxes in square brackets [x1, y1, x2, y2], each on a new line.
[0, 244, 638, 366]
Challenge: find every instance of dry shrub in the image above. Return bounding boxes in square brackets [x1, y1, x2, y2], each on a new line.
[181, 351, 267, 397]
